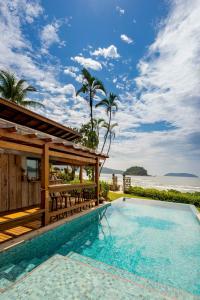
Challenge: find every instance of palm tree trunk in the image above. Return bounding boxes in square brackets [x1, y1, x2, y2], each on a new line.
[90, 90, 93, 132]
[101, 110, 111, 153]
[100, 132, 112, 174]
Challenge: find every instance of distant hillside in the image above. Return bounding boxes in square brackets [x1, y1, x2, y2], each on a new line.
[124, 166, 148, 176]
[101, 167, 124, 174]
[165, 173, 198, 178]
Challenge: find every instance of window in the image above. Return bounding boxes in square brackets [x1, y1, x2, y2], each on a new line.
[27, 158, 40, 180]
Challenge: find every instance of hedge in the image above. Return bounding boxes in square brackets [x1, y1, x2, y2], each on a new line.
[128, 186, 200, 207]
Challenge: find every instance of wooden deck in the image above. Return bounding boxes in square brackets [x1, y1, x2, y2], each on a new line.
[0, 197, 97, 244]
[0, 206, 43, 244]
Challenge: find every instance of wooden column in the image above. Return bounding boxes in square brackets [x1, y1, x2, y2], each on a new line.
[95, 157, 99, 206]
[41, 144, 49, 226]
[79, 166, 83, 183]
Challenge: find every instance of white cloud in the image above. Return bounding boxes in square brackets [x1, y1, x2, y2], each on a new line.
[134, 0, 200, 132]
[75, 74, 83, 83]
[24, 1, 43, 23]
[71, 56, 102, 70]
[120, 34, 133, 44]
[40, 21, 65, 53]
[105, 0, 200, 175]
[64, 66, 79, 78]
[91, 45, 120, 59]
[56, 84, 76, 96]
[8, 0, 43, 24]
[116, 6, 125, 15]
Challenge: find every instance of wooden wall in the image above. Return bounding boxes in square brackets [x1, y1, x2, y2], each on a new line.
[0, 154, 41, 212]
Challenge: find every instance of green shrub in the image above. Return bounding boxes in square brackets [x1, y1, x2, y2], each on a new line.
[128, 186, 200, 207]
[100, 181, 110, 199]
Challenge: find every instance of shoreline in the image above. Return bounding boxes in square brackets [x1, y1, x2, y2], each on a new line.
[100, 174, 200, 193]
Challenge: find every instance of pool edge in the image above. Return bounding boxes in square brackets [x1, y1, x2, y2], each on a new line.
[0, 202, 111, 254]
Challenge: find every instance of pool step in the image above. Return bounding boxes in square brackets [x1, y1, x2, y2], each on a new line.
[0, 253, 197, 300]
[0, 256, 47, 290]
[67, 252, 198, 300]
[0, 254, 181, 300]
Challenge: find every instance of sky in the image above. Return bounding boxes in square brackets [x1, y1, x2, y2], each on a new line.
[0, 0, 200, 176]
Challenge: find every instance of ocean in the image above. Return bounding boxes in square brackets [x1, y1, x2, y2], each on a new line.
[100, 174, 200, 193]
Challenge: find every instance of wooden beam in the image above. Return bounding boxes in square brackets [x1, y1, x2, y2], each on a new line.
[95, 157, 100, 205]
[25, 133, 38, 138]
[50, 157, 86, 166]
[0, 129, 107, 160]
[41, 144, 49, 226]
[79, 166, 83, 183]
[49, 183, 96, 193]
[5, 126, 18, 133]
[50, 143, 97, 159]
[49, 150, 96, 164]
[60, 132, 73, 139]
[40, 137, 53, 143]
[0, 140, 42, 154]
[0, 128, 44, 146]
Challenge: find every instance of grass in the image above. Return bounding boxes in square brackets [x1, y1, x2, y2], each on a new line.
[108, 191, 152, 201]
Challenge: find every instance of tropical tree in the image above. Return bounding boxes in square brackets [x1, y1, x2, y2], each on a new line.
[0, 70, 43, 108]
[78, 118, 105, 150]
[95, 92, 118, 153]
[76, 68, 106, 133]
[100, 122, 118, 173]
[93, 118, 105, 141]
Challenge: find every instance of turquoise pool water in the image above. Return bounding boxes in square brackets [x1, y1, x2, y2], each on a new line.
[0, 198, 200, 295]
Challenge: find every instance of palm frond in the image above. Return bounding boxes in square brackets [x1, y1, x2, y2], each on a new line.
[95, 98, 109, 108]
[76, 84, 88, 96]
[93, 79, 106, 94]
[81, 68, 93, 83]
[24, 85, 37, 92]
[110, 122, 118, 130]
[20, 100, 44, 108]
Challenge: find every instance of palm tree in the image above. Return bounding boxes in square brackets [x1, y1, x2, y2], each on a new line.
[96, 93, 118, 153]
[76, 68, 106, 133]
[93, 118, 105, 141]
[100, 122, 118, 173]
[0, 70, 44, 108]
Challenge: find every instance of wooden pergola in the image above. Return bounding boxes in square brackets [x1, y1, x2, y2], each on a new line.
[0, 97, 107, 242]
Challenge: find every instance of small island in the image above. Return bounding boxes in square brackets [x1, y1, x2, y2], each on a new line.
[124, 166, 148, 176]
[164, 173, 198, 178]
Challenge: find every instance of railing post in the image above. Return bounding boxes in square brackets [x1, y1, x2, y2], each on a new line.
[95, 157, 99, 205]
[41, 143, 49, 226]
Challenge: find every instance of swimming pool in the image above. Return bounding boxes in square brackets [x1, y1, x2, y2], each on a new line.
[0, 198, 200, 296]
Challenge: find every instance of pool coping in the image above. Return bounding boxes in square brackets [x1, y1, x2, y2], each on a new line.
[0, 202, 111, 253]
[116, 197, 200, 224]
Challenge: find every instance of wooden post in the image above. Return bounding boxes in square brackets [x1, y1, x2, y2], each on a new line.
[41, 144, 49, 226]
[95, 157, 99, 206]
[79, 166, 83, 183]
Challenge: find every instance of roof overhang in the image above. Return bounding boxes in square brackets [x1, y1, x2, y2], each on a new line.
[0, 97, 81, 141]
[0, 118, 108, 164]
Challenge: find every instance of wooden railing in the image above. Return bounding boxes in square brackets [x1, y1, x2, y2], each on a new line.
[49, 182, 96, 193]
[48, 183, 97, 222]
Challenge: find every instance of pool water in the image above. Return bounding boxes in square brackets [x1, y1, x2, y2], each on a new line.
[0, 198, 200, 296]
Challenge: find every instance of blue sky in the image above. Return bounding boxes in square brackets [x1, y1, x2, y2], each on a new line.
[0, 0, 200, 175]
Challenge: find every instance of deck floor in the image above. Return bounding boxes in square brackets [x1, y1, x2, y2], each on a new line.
[0, 207, 42, 244]
[0, 199, 96, 245]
